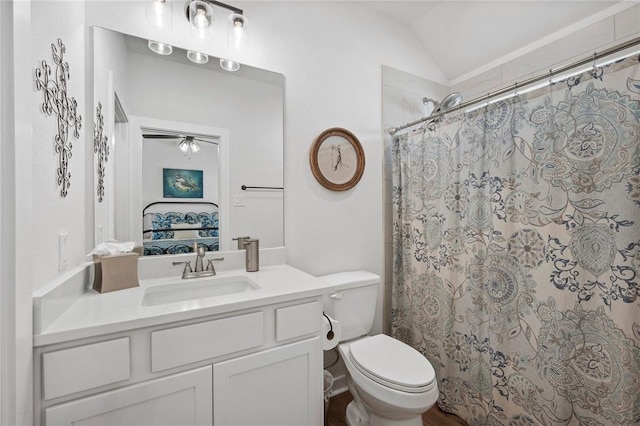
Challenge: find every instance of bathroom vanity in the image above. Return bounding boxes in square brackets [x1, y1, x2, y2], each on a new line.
[32, 263, 339, 426]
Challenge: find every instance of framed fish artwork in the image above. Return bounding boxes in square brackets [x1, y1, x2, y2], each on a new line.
[163, 168, 204, 198]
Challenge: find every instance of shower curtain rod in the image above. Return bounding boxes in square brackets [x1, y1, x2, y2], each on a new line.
[389, 35, 640, 135]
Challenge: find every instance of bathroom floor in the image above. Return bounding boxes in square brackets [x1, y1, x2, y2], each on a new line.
[325, 391, 467, 426]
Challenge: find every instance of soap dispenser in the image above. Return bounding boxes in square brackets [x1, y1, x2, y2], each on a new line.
[233, 236, 251, 250]
[243, 239, 259, 272]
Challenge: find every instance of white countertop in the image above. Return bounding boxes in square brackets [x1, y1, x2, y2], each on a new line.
[34, 265, 336, 347]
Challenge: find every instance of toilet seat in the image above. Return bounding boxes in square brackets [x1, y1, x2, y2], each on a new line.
[348, 334, 436, 394]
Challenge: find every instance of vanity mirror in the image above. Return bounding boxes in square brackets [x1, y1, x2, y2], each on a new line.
[92, 27, 284, 255]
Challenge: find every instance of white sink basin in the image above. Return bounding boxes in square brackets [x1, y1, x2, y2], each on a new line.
[142, 275, 260, 306]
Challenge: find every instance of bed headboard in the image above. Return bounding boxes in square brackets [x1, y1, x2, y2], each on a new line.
[142, 201, 219, 240]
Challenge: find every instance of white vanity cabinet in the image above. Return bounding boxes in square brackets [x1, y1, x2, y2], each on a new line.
[214, 338, 321, 426]
[45, 366, 213, 426]
[34, 299, 324, 426]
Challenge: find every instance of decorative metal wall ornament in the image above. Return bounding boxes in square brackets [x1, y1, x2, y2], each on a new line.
[34, 38, 82, 198]
[93, 102, 109, 202]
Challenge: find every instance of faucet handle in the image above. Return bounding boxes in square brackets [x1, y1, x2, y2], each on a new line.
[172, 261, 193, 273]
[206, 258, 224, 274]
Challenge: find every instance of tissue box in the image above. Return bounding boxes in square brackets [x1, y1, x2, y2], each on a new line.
[92, 252, 140, 294]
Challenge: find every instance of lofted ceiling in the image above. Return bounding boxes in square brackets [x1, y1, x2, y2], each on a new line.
[360, 1, 628, 83]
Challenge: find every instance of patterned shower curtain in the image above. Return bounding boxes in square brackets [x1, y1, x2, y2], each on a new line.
[391, 57, 640, 426]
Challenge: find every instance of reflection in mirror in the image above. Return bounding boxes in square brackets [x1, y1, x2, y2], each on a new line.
[92, 27, 284, 255]
[141, 132, 221, 256]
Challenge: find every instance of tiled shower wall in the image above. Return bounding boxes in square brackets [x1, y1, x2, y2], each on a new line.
[381, 3, 640, 333]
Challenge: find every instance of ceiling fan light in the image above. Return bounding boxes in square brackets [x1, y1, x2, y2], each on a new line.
[191, 141, 201, 153]
[178, 139, 190, 153]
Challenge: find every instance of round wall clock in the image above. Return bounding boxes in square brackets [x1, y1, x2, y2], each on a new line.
[309, 127, 365, 191]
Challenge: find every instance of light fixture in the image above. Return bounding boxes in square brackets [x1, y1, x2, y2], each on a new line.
[148, 40, 173, 55]
[146, 0, 248, 66]
[183, 0, 247, 43]
[188, 0, 214, 41]
[220, 58, 240, 72]
[228, 12, 247, 49]
[146, 0, 173, 30]
[178, 136, 201, 158]
[187, 50, 209, 64]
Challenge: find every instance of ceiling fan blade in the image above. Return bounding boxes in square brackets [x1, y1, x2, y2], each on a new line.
[192, 137, 214, 144]
[142, 134, 185, 139]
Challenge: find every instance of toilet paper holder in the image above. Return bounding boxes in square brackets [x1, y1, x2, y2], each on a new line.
[322, 312, 335, 341]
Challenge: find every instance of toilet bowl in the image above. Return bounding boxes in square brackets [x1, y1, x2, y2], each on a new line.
[320, 272, 439, 426]
[338, 335, 438, 426]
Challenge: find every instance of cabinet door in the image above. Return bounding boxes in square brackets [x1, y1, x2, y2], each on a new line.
[214, 337, 322, 426]
[45, 366, 212, 426]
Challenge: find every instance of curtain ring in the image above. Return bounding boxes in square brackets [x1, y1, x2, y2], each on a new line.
[589, 52, 604, 81]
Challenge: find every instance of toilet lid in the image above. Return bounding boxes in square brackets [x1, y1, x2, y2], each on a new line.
[349, 334, 435, 393]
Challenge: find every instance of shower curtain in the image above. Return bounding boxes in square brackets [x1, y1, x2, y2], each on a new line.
[391, 57, 640, 426]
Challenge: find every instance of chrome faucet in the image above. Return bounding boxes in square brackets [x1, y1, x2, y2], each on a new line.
[194, 243, 206, 272]
[172, 244, 224, 279]
[172, 260, 194, 279]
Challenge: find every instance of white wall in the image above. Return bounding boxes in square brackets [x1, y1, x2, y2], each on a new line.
[5, 1, 36, 424]
[31, 1, 88, 291]
[451, 3, 640, 99]
[0, 3, 8, 422]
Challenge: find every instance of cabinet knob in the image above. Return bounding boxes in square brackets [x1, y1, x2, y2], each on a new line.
[330, 293, 342, 299]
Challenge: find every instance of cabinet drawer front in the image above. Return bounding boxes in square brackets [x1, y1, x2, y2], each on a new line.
[45, 366, 213, 426]
[276, 301, 321, 342]
[151, 311, 264, 372]
[43, 337, 130, 400]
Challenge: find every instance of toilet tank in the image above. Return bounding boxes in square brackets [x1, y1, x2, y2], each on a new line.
[319, 271, 379, 341]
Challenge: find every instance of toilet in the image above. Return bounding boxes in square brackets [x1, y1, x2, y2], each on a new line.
[321, 271, 438, 426]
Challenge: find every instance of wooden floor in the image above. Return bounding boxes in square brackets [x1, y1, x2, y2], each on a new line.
[326, 391, 467, 426]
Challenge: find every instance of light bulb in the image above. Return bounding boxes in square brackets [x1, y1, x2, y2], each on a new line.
[228, 13, 247, 50]
[193, 8, 209, 29]
[188, 1, 214, 41]
[146, 0, 172, 30]
[152, 0, 164, 14]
